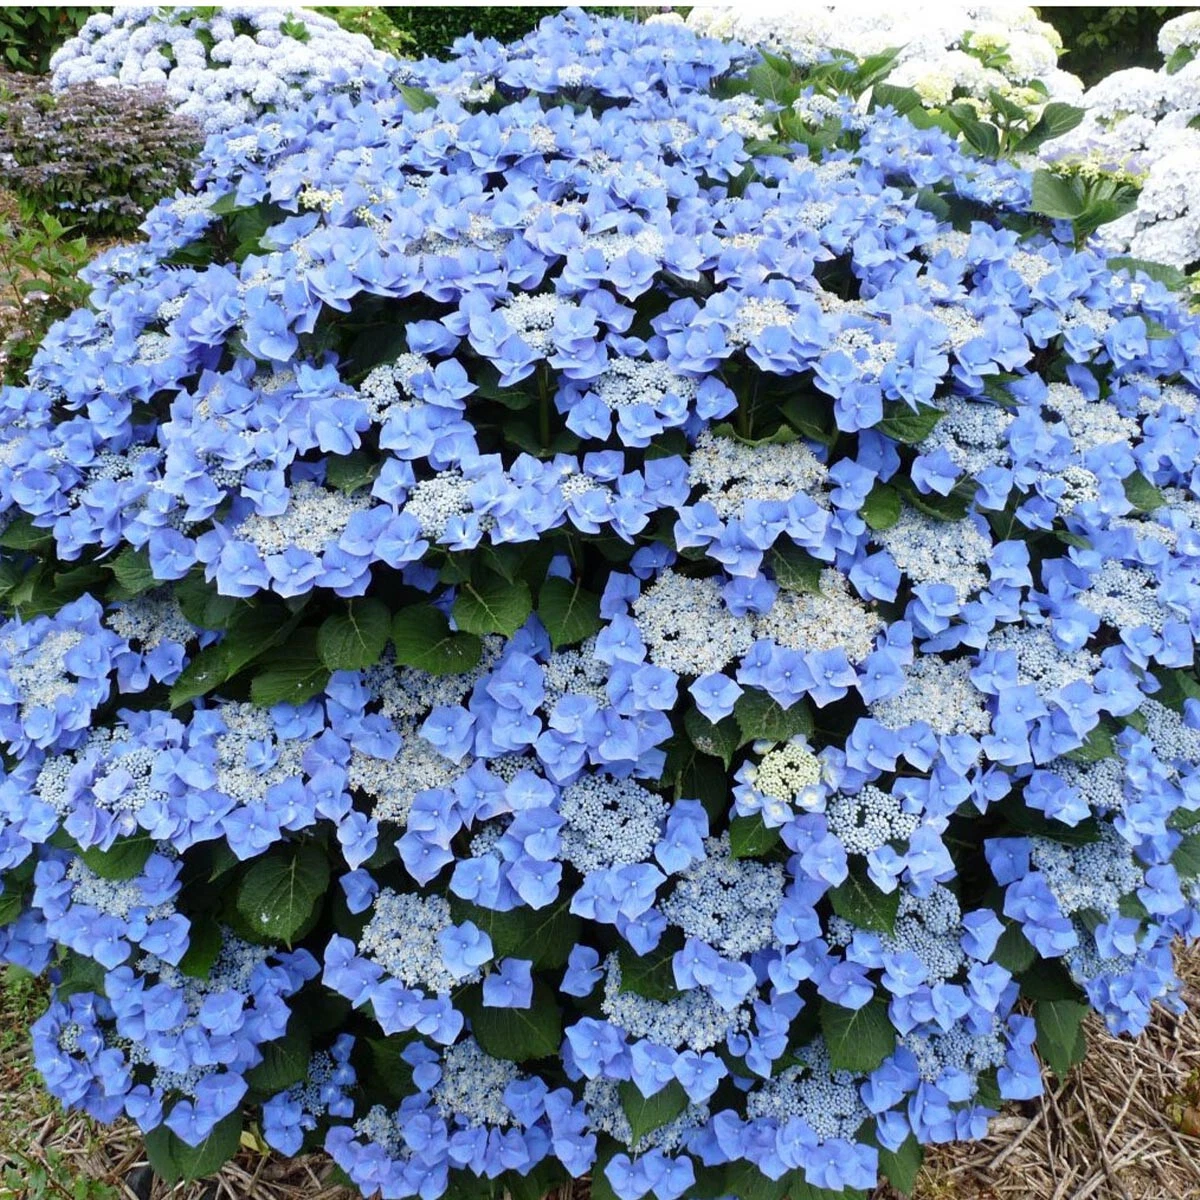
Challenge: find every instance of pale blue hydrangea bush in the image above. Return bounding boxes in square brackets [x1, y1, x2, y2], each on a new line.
[49, 5, 387, 134]
[3, 9, 1200, 1200]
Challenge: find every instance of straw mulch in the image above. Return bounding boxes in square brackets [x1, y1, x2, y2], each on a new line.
[5, 944, 1200, 1200]
[900, 938, 1200, 1200]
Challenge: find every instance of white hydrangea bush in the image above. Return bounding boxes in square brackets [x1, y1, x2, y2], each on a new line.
[683, 3, 1082, 112]
[49, 5, 388, 134]
[1038, 12, 1200, 270]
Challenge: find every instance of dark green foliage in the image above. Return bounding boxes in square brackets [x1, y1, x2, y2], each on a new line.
[1028, 168, 1140, 248]
[0, 71, 202, 237]
[386, 7, 557, 57]
[0, 7, 104, 74]
[1038, 6, 1189, 85]
[0, 209, 91, 386]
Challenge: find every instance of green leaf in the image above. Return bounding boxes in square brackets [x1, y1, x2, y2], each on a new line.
[55, 953, 107, 1000]
[829, 865, 901, 934]
[324, 451, 380, 494]
[779, 393, 835, 445]
[711, 419, 799, 450]
[946, 104, 1000, 157]
[746, 60, 801, 108]
[244, 1029, 311, 1095]
[227, 202, 276, 264]
[391, 605, 482, 675]
[1018, 101, 1084, 153]
[879, 1135, 924, 1195]
[767, 542, 824, 594]
[0, 889, 24, 927]
[914, 186, 952, 221]
[52, 561, 107, 601]
[208, 191, 243, 216]
[468, 980, 561, 1062]
[1167, 44, 1196, 74]
[993, 921, 1037, 974]
[361, 1035, 416, 1100]
[234, 842, 329, 946]
[664, 736, 728, 820]
[1152, 668, 1200, 712]
[790, 1178, 868, 1200]
[1107, 256, 1192, 292]
[478, 542, 534, 585]
[734, 690, 813, 746]
[0, 514, 52, 551]
[475, 378, 535, 410]
[453, 576, 533, 638]
[870, 81, 923, 115]
[77, 833, 156, 883]
[168, 645, 233, 708]
[1123, 471, 1166, 513]
[450, 896, 580, 968]
[178, 916, 224, 980]
[683, 707, 740, 769]
[175, 572, 240, 630]
[720, 1162, 790, 1200]
[729, 814, 781, 860]
[619, 1079, 688, 1143]
[1173, 832, 1200, 880]
[1065, 722, 1116, 764]
[537, 577, 601, 648]
[169, 605, 301, 707]
[249, 643, 331, 707]
[398, 83, 439, 112]
[896, 479, 971, 522]
[144, 1112, 242, 1185]
[862, 484, 902, 531]
[499, 1161, 572, 1200]
[1034, 998, 1088, 1077]
[1029, 169, 1084, 221]
[878, 402, 943, 444]
[616, 933, 684, 1002]
[1020, 959, 1082, 1002]
[820, 997, 895, 1073]
[1002, 799, 1103, 846]
[986, 87, 1029, 124]
[852, 46, 901, 91]
[317, 599, 391, 671]
[107, 547, 158, 598]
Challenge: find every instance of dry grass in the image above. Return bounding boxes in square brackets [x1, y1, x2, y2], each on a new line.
[5, 947, 1200, 1200]
[906, 939, 1200, 1200]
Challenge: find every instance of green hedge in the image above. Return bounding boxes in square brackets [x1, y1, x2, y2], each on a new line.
[385, 6, 556, 57]
[1038, 6, 1189, 86]
[0, 6, 105, 74]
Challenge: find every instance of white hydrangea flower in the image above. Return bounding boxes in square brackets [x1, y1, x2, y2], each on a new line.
[49, 6, 388, 134]
[1037, 14, 1200, 268]
[685, 3, 1080, 112]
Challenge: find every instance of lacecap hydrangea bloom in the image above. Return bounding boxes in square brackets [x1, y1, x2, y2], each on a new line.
[681, 3, 1082, 114]
[4, 8, 1200, 1200]
[1038, 10, 1200, 270]
[49, 5, 387, 134]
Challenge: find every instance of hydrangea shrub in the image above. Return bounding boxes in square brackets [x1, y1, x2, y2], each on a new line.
[0, 70, 202, 237]
[4, 9, 1200, 1200]
[1038, 11, 1200, 270]
[49, 5, 388, 134]
[682, 4, 1083, 113]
